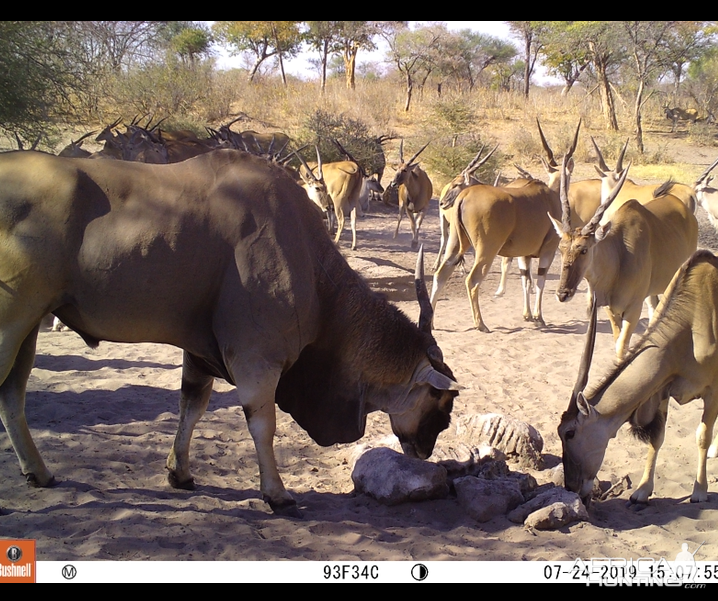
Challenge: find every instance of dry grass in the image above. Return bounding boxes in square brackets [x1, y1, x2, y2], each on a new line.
[6, 75, 717, 187]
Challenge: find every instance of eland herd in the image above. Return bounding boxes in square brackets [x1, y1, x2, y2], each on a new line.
[3, 113, 718, 518]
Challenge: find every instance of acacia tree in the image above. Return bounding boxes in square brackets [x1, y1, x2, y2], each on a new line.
[686, 46, 718, 119]
[167, 23, 213, 66]
[212, 21, 302, 83]
[73, 21, 172, 72]
[382, 23, 446, 112]
[546, 22, 625, 131]
[440, 29, 517, 92]
[333, 21, 390, 90]
[303, 21, 341, 93]
[621, 21, 676, 153]
[539, 22, 591, 96]
[663, 21, 714, 102]
[507, 21, 547, 98]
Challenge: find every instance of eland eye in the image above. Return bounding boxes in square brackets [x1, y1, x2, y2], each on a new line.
[565, 430, 575, 440]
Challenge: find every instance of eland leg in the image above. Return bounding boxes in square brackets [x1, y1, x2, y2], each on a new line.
[393, 205, 405, 239]
[0, 324, 55, 487]
[518, 257, 534, 322]
[465, 253, 495, 333]
[530, 253, 553, 326]
[630, 395, 669, 504]
[430, 225, 463, 320]
[495, 257, 511, 297]
[708, 431, 718, 458]
[403, 209, 418, 249]
[433, 211, 450, 271]
[51, 316, 67, 332]
[228, 361, 297, 516]
[410, 210, 425, 250]
[616, 307, 642, 360]
[334, 209, 344, 244]
[693, 393, 718, 502]
[645, 295, 660, 323]
[166, 352, 215, 490]
[496, 257, 534, 297]
[350, 206, 358, 250]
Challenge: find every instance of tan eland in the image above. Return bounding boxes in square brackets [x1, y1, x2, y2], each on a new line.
[560, 250, 718, 505]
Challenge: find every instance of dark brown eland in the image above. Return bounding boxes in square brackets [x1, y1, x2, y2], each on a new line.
[559, 250, 718, 506]
[0, 149, 460, 517]
[57, 131, 96, 158]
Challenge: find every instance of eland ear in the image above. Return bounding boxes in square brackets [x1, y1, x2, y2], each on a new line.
[425, 369, 464, 391]
[576, 392, 593, 418]
[548, 212, 565, 237]
[414, 360, 464, 391]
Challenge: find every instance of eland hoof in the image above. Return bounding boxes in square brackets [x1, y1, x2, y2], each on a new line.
[26, 473, 56, 488]
[626, 497, 649, 510]
[167, 471, 196, 490]
[690, 490, 709, 503]
[266, 497, 302, 519]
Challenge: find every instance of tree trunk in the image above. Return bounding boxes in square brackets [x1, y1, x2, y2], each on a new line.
[277, 53, 287, 86]
[320, 40, 328, 94]
[404, 73, 413, 112]
[672, 63, 684, 104]
[249, 59, 262, 83]
[344, 46, 357, 90]
[594, 54, 619, 131]
[634, 79, 645, 154]
[270, 23, 287, 87]
[523, 35, 532, 98]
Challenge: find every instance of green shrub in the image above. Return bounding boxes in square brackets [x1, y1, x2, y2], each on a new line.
[299, 109, 388, 180]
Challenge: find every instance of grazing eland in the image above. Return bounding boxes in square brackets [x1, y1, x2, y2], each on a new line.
[0, 149, 460, 517]
[560, 250, 718, 505]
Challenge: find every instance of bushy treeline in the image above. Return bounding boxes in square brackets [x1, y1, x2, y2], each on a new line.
[3, 21, 718, 169]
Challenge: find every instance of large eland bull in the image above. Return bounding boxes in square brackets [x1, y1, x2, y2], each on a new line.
[0, 149, 460, 517]
[560, 251, 718, 506]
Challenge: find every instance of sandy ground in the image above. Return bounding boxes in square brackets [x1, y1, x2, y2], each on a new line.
[1, 195, 718, 565]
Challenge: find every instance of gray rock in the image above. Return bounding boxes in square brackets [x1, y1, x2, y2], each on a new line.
[508, 486, 588, 529]
[434, 444, 510, 484]
[454, 476, 525, 523]
[351, 447, 449, 505]
[454, 413, 545, 469]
